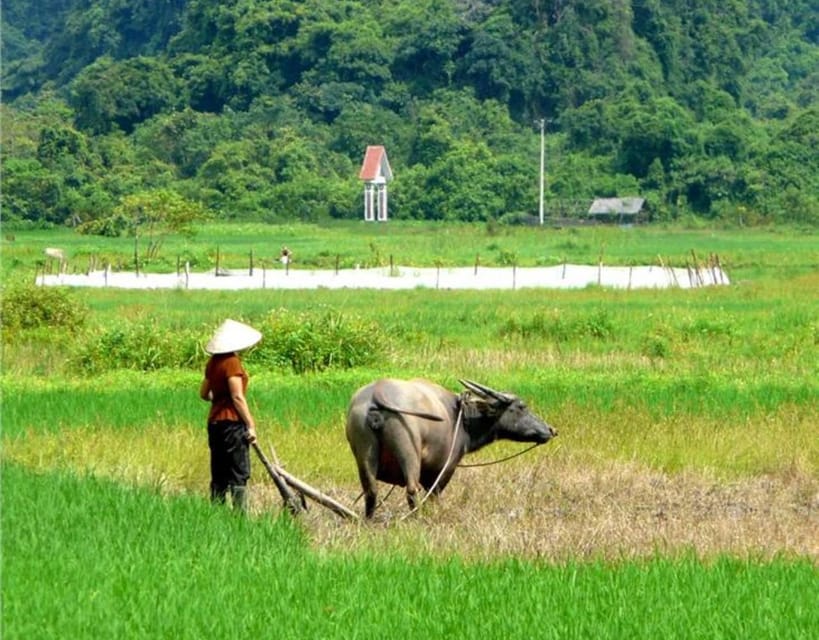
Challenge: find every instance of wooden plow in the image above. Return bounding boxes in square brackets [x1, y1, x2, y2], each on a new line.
[252, 442, 359, 521]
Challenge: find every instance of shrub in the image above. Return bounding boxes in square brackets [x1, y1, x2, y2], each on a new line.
[0, 285, 87, 332]
[249, 308, 386, 373]
[642, 332, 672, 359]
[679, 317, 736, 341]
[72, 323, 203, 373]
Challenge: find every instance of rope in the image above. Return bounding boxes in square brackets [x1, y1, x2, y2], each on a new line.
[457, 442, 541, 467]
[399, 402, 464, 521]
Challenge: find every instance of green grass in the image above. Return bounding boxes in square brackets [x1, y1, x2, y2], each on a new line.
[3, 221, 818, 282]
[2, 222, 818, 635]
[3, 463, 817, 640]
[2, 367, 816, 486]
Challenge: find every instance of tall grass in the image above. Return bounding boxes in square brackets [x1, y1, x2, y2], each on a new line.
[3, 274, 817, 378]
[3, 221, 818, 282]
[3, 366, 816, 487]
[3, 464, 817, 640]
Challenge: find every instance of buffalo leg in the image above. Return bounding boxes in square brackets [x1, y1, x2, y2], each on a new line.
[377, 416, 423, 514]
[359, 469, 378, 518]
[354, 443, 380, 519]
[394, 443, 422, 512]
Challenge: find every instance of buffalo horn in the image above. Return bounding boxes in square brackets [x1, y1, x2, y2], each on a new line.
[458, 379, 510, 403]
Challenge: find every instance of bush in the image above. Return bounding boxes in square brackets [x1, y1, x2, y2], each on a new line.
[72, 323, 203, 373]
[68, 309, 386, 374]
[0, 285, 87, 332]
[249, 308, 387, 373]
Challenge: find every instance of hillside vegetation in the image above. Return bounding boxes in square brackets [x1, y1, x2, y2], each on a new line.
[2, 0, 818, 230]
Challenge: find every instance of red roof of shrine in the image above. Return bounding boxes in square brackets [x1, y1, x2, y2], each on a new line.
[358, 145, 393, 182]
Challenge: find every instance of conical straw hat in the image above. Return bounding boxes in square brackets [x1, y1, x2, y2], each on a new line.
[205, 319, 262, 355]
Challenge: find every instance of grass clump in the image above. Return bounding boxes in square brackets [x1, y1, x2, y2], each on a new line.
[498, 308, 617, 342]
[71, 322, 204, 373]
[64, 307, 389, 375]
[250, 307, 388, 373]
[0, 284, 87, 332]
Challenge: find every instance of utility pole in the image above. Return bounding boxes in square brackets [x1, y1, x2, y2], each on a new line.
[538, 118, 546, 225]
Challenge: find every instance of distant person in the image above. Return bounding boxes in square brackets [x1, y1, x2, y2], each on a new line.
[280, 245, 292, 266]
[199, 319, 262, 513]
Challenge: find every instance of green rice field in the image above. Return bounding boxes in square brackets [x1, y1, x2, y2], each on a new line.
[1, 222, 818, 638]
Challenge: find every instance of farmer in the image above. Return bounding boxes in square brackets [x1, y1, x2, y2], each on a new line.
[199, 319, 262, 513]
[280, 245, 292, 265]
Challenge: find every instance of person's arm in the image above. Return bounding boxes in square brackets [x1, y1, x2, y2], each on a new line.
[228, 375, 257, 443]
[199, 378, 212, 401]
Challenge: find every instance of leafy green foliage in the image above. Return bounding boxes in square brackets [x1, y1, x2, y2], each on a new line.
[78, 190, 207, 259]
[71, 322, 203, 373]
[250, 308, 388, 373]
[0, 284, 87, 332]
[1, 0, 817, 227]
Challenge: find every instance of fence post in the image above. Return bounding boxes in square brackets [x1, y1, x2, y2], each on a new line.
[668, 258, 679, 287]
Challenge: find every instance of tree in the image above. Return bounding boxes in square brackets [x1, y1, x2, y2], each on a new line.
[81, 190, 206, 256]
[0, 158, 63, 223]
[385, 0, 465, 94]
[69, 56, 184, 134]
[3, 0, 818, 227]
[613, 95, 695, 177]
[410, 139, 511, 221]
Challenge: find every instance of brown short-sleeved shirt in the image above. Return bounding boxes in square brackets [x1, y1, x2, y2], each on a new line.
[205, 353, 248, 423]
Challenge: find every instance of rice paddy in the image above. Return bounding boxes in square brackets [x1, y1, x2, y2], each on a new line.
[1, 222, 817, 638]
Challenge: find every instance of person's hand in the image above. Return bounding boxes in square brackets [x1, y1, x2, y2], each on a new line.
[246, 428, 257, 445]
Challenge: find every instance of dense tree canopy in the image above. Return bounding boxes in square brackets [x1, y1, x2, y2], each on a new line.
[2, 0, 817, 229]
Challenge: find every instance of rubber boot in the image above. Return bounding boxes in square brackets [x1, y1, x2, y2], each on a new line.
[230, 485, 248, 514]
[211, 483, 227, 505]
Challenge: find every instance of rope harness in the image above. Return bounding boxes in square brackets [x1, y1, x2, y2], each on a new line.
[398, 400, 465, 520]
[457, 442, 542, 467]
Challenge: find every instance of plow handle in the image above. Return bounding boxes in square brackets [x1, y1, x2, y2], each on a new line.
[252, 442, 306, 516]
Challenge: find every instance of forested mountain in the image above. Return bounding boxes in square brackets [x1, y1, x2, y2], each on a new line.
[2, 0, 817, 230]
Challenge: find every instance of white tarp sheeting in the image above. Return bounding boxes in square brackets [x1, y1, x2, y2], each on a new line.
[38, 264, 729, 291]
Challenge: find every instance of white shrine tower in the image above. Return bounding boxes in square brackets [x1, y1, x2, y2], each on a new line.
[358, 145, 393, 221]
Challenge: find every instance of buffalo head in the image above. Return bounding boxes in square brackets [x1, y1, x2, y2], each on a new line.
[459, 379, 557, 446]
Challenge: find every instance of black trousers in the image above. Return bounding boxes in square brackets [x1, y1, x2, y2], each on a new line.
[207, 420, 251, 501]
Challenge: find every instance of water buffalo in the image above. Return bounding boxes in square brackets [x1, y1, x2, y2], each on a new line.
[345, 378, 557, 518]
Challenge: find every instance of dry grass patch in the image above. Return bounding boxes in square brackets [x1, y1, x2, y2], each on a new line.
[292, 459, 818, 562]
